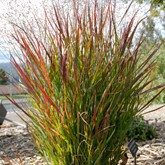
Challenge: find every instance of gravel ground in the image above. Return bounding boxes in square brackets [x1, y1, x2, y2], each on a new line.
[0, 123, 46, 165]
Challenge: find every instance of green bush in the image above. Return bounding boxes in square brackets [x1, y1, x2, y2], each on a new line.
[10, 1, 164, 164]
[127, 115, 157, 141]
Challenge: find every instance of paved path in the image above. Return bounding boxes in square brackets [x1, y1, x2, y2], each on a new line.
[0, 98, 29, 126]
[2, 104, 165, 126]
[142, 104, 165, 122]
[4, 111, 28, 126]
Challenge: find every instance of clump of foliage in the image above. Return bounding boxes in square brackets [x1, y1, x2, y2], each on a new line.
[139, 41, 165, 104]
[127, 115, 157, 141]
[9, 0, 164, 164]
[153, 43, 165, 103]
[0, 68, 8, 85]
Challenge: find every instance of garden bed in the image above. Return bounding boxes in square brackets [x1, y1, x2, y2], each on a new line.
[0, 118, 165, 165]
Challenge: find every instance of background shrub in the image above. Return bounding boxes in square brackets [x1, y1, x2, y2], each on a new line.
[127, 116, 157, 141]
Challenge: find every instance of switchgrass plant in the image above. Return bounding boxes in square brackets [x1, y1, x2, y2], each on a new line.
[9, 0, 164, 164]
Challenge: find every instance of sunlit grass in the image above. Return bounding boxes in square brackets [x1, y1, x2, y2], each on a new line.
[0, 94, 29, 99]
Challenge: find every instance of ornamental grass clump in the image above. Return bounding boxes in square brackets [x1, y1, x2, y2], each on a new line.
[10, 1, 164, 164]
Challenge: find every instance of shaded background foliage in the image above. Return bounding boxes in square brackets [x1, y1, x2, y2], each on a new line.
[0, 68, 8, 85]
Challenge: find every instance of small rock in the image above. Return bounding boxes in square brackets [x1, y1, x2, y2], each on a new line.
[3, 162, 10, 165]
